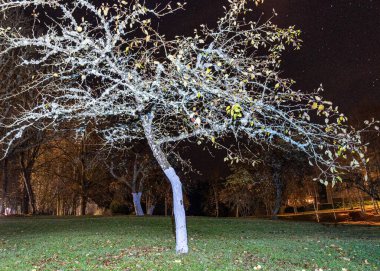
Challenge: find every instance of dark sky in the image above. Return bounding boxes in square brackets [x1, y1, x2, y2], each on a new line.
[158, 0, 380, 121]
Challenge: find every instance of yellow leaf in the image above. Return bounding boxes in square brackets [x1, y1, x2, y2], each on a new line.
[311, 102, 318, 110]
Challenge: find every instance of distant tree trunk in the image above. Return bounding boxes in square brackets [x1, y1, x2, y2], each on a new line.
[145, 194, 155, 215]
[271, 171, 283, 219]
[372, 198, 379, 214]
[130, 154, 145, 216]
[235, 205, 239, 218]
[312, 184, 320, 223]
[56, 196, 60, 216]
[132, 192, 144, 216]
[212, 184, 219, 217]
[21, 169, 37, 214]
[347, 188, 354, 209]
[72, 196, 77, 215]
[1, 158, 9, 214]
[342, 191, 346, 210]
[264, 202, 270, 216]
[330, 192, 337, 221]
[80, 195, 87, 216]
[143, 115, 188, 254]
[147, 205, 155, 215]
[22, 184, 29, 214]
[270, 158, 284, 220]
[357, 188, 366, 214]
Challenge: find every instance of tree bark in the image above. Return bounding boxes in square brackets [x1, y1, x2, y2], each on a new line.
[212, 184, 219, 217]
[147, 204, 155, 215]
[22, 184, 29, 214]
[164, 167, 188, 253]
[1, 158, 9, 215]
[132, 192, 144, 216]
[312, 183, 320, 223]
[271, 171, 283, 219]
[142, 115, 189, 254]
[21, 169, 37, 214]
[80, 195, 87, 216]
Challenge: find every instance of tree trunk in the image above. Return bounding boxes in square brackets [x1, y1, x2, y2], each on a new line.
[235, 205, 239, 218]
[164, 167, 189, 253]
[312, 184, 320, 223]
[147, 205, 155, 215]
[22, 184, 29, 214]
[80, 195, 87, 216]
[271, 172, 283, 219]
[212, 185, 219, 217]
[1, 158, 9, 215]
[357, 188, 366, 214]
[331, 194, 337, 221]
[270, 159, 284, 220]
[143, 115, 188, 254]
[132, 192, 144, 216]
[22, 170, 37, 215]
[375, 200, 380, 215]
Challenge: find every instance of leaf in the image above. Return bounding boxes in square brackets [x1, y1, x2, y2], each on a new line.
[318, 104, 325, 111]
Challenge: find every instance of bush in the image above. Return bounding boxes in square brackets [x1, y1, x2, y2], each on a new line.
[110, 201, 131, 214]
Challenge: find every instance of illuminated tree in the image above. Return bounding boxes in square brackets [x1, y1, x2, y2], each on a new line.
[0, 0, 376, 253]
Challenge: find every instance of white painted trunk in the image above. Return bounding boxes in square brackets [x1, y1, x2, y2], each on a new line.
[164, 167, 189, 254]
[132, 192, 144, 216]
[142, 116, 189, 254]
[147, 205, 155, 215]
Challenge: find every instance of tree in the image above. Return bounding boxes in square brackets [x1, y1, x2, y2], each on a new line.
[109, 147, 159, 216]
[0, 9, 36, 214]
[0, 0, 376, 253]
[202, 168, 224, 217]
[220, 164, 254, 217]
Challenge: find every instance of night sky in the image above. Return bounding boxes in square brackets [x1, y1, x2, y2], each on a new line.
[158, 0, 380, 121]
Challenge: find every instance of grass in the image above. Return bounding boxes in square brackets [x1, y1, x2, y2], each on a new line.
[0, 216, 379, 271]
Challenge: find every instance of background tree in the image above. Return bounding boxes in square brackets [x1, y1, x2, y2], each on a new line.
[109, 147, 160, 216]
[220, 164, 255, 217]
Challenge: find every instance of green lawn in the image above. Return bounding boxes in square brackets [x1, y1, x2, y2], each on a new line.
[0, 216, 378, 271]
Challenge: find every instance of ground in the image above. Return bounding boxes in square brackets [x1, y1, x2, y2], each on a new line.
[0, 216, 378, 271]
